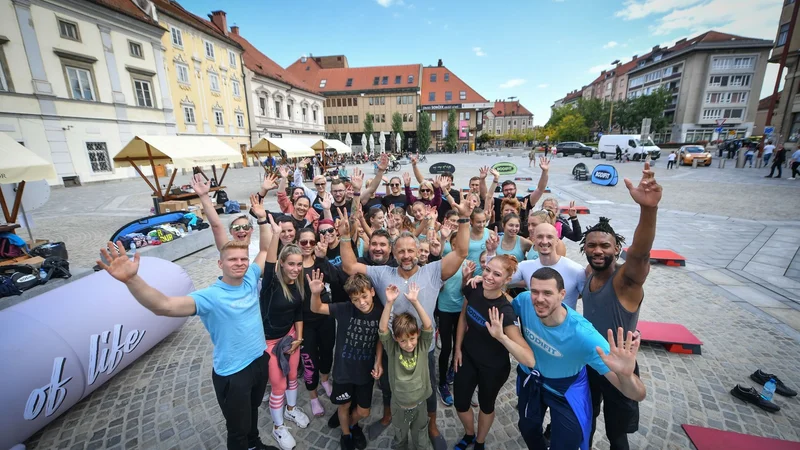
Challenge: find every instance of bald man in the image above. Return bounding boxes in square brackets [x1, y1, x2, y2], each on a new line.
[509, 223, 586, 309]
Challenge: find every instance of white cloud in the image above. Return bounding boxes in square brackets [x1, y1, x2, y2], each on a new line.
[538, 84, 550, 88]
[649, 0, 780, 38]
[500, 79, 527, 89]
[376, 0, 404, 7]
[473, 47, 486, 57]
[615, 0, 702, 20]
[603, 41, 619, 49]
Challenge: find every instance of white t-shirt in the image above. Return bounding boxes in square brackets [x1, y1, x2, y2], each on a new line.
[791, 149, 800, 163]
[510, 257, 587, 310]
[764, 145, 775, 155]
[668, 153, 676, 161]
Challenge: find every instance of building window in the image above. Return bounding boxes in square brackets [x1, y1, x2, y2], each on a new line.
[204, 41, 215, 60]
[183, 105, 196, 124]
[58, 19, 80, 41]
[429, 92, 435, 101]
[355, 115, 359, 123]
[381, 114, 386, 123]
[66, 66, 96, 101]
[338, 116, 343, 124]
[369, 97, 373, 105]
[133, 79, 154, 107]
[723, 108, 744, 119]
[459, 91, 466, 100]
[232, 80, 241, 97]
[259, 96, 267, 115]
[129, 41, 143, 59]
[0, 60, 7, 92]
[466, 112, 471, 120]
[229, 50, 237, 68]
[373, 76, 379, 85]
[86, 142, 111, 172]
[337, 98, 342, 107]
[320, 79, 327, 88]
[236, 113, 245, 128]
[326, 116, 331, 124]
[381, 76, 388, 85]
[445, 91, 452, 101]
[313, 109, 318, 122]
[459, 112, 464, 120]
[395, 75, 401, 84]
[287, 101, 293, 119]
[350, 115, 355, 124]
[214, 110, 224, 126]
[347, 98, 352, 107]
[430, 73, 437, 82]
[730, 75, 751, 87]
[346, 78, 353, 87]
[275, 100, 281, 118]
[444, 73, 450, 82]
[702, 109, 722, 120]
[176, 63, 190, 84]
[712, 57, 731, 70]
[408, 114, 412, 123]
[209, 73, 220, 91]
[353, 97, 358, 106]
[733, 57, 753, 69]
[431, 113, 436, 122]
[408, 75, 414, 84]
[170, 26, 183, 47]
[302, 107, 307, 121]
[778, 23, 790, 47]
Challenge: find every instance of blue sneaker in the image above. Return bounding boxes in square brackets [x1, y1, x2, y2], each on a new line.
[438, 383, 454, 406]
[447, 367, 455, 385]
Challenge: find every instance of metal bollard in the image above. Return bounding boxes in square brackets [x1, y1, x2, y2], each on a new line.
[692, 159, 699, 169]
[718, 158, 726, 168]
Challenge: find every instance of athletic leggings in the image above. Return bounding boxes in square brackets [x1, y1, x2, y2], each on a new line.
[438, 311, 460, 386]
[453, 350, 510, 414]
[265, 327, 300, 410]
[300, 317, 335, 391]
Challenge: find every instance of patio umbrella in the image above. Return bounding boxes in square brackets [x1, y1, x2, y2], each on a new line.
[345, 133, 352, 147]
[361, 134, 367, 153]
[379, 132, 386, 152]
[369, 134, 375, 155]
[395, 133, 401, 153]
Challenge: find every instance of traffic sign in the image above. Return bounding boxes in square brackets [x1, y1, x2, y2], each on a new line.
[715, 127, 723, 133]
[765, 126, 775, 135]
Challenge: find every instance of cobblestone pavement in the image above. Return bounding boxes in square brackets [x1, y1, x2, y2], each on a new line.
[17, 152, 800, 449]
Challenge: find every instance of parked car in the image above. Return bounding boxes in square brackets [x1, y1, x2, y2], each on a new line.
[555, 142, 597, 157]
[598, 134, 661, 160]
[678, 145, 712, 166]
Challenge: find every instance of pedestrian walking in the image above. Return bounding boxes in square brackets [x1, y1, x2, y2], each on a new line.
[666, 151, 676, 169]
[763, 141, 775, 166]
[765, 145, 786, 179]
[615, 145, 622, 162]
[789, 147, 800, 179]
[745, 145, 755, 168]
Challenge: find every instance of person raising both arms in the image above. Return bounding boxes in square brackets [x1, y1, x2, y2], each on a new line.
[96, 196, 278, 450]
[192, 173, 261, 256]
[274, 166, 321, 227]
[581, 162, 661, 450]
[481, 157, 550, 224]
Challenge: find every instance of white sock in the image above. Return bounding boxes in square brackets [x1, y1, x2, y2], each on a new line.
[286, 388, 298, 407]
[270, 406, 284, 427]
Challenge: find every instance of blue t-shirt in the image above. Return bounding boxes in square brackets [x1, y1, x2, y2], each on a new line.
[190, 264, 266, 376]
[438, 261, 465, 313]
[512, 292, 610, 379]
[468, 228, 490, 275]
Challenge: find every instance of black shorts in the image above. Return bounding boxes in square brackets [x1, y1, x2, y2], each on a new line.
[587, 363, 640, 437]
[453, 350, 510, 414]
[330, 381, 374, 409]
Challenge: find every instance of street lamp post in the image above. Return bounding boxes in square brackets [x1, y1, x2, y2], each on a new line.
[506, 96, 517, 148]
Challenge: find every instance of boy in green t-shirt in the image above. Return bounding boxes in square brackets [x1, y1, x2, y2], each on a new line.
[379, 282, 434, 450]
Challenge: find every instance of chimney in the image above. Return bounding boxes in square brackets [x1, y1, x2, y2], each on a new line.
[209, 10, 228, 36]
[676, 38, 687, 44]
[652, 45, 660, 52]
[230, 25, 239, 35]
[437, 59, 443, 67]
[631, 55, 638, 60]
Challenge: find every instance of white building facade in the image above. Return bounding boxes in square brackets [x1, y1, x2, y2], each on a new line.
[0, 0, 174, 186]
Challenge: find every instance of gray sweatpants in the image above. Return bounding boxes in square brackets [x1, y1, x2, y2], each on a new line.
[391, 400, 430, 450]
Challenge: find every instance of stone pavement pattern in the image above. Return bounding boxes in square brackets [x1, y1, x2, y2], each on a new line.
[18, 152, 800, 449]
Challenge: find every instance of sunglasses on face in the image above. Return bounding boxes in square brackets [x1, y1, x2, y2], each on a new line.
[319, 228, 335, 235]
[299, 239, 316, 246]
[390, 183, 400, 187]
[231, 224, 252, 232]
[315, 182, 326, 187]
[419, 189, 432, 193]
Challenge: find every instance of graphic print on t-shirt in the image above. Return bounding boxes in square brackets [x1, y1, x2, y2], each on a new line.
[342, 314, 381, 362]
[399, 352, 418, 370]
[467, 306, 488, 328]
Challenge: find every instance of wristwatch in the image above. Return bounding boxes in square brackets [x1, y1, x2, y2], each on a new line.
[457, 218, 470, 224]
[257, 218, 269, 225]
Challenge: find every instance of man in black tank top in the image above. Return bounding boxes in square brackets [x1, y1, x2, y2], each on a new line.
[580, 162, 661, 450]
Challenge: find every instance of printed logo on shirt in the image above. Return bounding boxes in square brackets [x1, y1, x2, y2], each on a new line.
[229, 295, 256, 309]
[523, 328, 563, 357]
[467, 306, 487, 328]
[399, 353, 418, 370]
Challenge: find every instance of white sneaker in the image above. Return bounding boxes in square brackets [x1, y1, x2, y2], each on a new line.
[272, 425, 296, 450]
[284, 406, 310, 428]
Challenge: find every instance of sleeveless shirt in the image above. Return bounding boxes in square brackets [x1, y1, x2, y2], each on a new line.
[581, 268, 641, 343]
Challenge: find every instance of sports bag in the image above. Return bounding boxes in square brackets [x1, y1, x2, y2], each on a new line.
[0, 237, 25, 258]
[30, 241, 68, 260]
[215, 189, 229, 205]
[0, 264, 41, 291]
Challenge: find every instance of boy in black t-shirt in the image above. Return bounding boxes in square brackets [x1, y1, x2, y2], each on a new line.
[309, 270, 383, 450]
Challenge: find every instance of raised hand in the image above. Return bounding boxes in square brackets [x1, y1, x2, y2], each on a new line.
[314, 240, 328, 258]
[539, 156, 550, 171]
[462, 260, 476, 279]
[467, 275, 483, 289]
[432, 175, 442, 189]
[521, 197, 529, 211]
[378, 153, 389, 171]
[306, 269, 325, 294]
[268, 213, 281, 234]
[429, 235, 442, 256]
[351, 167, 364, 190]
[454, 195, 475, 218]
[321, 193, 333, 210]
[410, 154, 418, 165]
[568, 200, 577, 218]
[624, 162, 662, 208]
[262, 173, 278, 192]
[479, 166, 489, 180]
[97, 240, 140, 283]
[596, 327, 640, 377]
[190, 173, 210, 196]
[403, 172, 412, 187]
[385, 284, 400, 304]
[439, 222, 453, 240]
[250, 194, 266, 220]
[405, 282, 421, 304]
[486, 230, 500, 254]
[489, 168, 499, 180]
[278, 165, 290, 179]
[485, 307, 506, 341]
[336, 207, 351, 236]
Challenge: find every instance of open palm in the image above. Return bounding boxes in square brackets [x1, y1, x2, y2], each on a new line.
[97, 241, 140, 283]
[624, 162, 662, 208]
[596, 328, 639, 377]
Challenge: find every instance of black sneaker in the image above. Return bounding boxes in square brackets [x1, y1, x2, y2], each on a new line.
[350, 424, 367, 450]
[750, 370, 798, 397]
[340, 433, 355, 450]
[730, 384, 780, 413]
[328, 411, 340, 429]
[248, 440, 280, 450]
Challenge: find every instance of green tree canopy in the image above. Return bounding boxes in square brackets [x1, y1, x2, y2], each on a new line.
[417, 112, 432, 153]
[556, 114, 590, 142]
[391, 112, 404, 152]
[363, 113, 374, 153]
[446, 109, 458, 151]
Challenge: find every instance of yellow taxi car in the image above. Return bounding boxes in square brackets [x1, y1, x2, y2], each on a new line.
[678, 145, 712, 166]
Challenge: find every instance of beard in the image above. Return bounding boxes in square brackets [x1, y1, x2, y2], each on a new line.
[400, 257, 418, 271]
[587, 254, 615, 271]
[370, 252, 389, 264]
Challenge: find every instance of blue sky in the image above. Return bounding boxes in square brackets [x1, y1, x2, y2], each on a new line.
[183, 0, 783, 124]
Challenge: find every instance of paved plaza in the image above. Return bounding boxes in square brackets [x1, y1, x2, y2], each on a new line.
[16, 151, 800, 449]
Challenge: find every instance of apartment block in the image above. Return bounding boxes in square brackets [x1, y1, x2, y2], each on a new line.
[483, 101, 534, 136]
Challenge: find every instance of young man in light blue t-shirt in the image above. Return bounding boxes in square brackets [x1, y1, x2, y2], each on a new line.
[98, 197, 278, 450]
[486, 268, 645, 450]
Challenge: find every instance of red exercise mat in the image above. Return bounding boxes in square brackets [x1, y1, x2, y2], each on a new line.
[682, 424, 800, 450]
[559, 205, 589, 214]
[621, 248, 686, 266]
[638, 321, 702, 354]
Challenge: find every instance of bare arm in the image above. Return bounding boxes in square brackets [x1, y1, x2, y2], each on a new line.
[266, 215, 281, 264]
[528, 158, 550, 207]
[190, 174, 228, 251]
[411, 159, 425, 183]
[362, 154, 388, 202]
[379, 287, 398, 334]
[441, 198, 472, 281]
[604, 371, 646, 402]
[406, 284, 431, 331]
[495, 324, 535, 368]
[338, 207, 368, 275]
[453, 300, 468, 371]
[250, 194, 271, 272]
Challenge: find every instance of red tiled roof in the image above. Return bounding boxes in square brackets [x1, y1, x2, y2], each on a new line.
[311, 55, 348, 69]
[85, 0, 160, 27]
[563, 89, 583, 103]
[420, 66, 488, 106]
[151, 0, 241, 48]
[229, 31, 318, 94]
[492, 101, 532, 117]
[285, 59, 421, 93]
[759, 92, 781, 110]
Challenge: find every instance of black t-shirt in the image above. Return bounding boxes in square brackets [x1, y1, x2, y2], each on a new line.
[326, 243, 342, 266]
[461, 283, 517, 365]
[437, 189, 461, 223]
[311, 193, 325, 215]
[361, 196, 384, 214]
[287, 215, 310, 232]
[261, 262, 304, 340]
[382, 193, 408, 211]
[492, 196, 530, 235]
[330, 202, 349, 221]
[329, 301, 384, 385]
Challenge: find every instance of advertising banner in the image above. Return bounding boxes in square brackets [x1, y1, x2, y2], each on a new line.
[429, 162, 456, 174]
[442, 121, 448, 139]
[591, 164, 619, 186]
[0, 257, 193, 448]
[459, 120, 468, 139]
[491, 162, 518, 175]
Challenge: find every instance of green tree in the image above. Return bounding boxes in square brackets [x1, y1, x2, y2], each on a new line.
[446, 109, 458, 152]
[417, 112, 432, 154]
[546, 104, 576, 128]
[391, 112, 404, 152]
[633, 87, 672, 134]
[477, 133, 492, 147]
[363, 113, 374, 153]
[575, 98, 603, 131]
[556, 114, 590, 142]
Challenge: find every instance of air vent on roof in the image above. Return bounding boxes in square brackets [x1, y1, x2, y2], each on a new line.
[632, 55, 638, 59]
[611, 60, 620, 65]
[437, 59, 443, 67]
[675, 38, 687, 45]
[301, 55, 307, 63]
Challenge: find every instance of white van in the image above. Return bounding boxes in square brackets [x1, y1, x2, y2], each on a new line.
[598, 135, 661, 161]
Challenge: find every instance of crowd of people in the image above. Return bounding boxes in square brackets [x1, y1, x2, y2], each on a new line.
[97, 153, 663, 450]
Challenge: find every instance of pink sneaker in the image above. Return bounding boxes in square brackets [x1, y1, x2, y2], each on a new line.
[322, 380, 333, 397]
[311, 398, 325, 417]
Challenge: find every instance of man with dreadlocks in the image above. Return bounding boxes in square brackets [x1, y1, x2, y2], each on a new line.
[580, 162, 661, 450]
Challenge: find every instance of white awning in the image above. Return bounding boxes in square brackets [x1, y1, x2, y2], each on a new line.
[250, 137, 316, 158]
[293, 137, 352, 154]
[113, 136, 241, 169]
[0, 133, 57, 183]
[322, 139, 352, 154]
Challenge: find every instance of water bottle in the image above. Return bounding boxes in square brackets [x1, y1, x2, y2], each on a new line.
[129, 242, 136, 257]
[760, 378, 777, 401]
[187, 225, 193, 234]
[39, 268, 47, 280]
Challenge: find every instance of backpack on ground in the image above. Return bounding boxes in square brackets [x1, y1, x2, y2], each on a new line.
[0, 237, 25, 258]
[41, 256, 71, 281]
[0, 264, 41, 292]
[30, 241, 68, 260]
[215, 189, 229, 205]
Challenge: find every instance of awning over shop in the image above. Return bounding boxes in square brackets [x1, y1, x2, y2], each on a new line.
[321, 139, 352, 154]
[113, 135, 241, 169]
[250, 137, 316, 159]
[0, 133, 57, 184]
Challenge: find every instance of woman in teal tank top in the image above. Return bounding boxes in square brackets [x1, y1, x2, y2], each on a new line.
[495, 213, 532, 262]
[467, 207, 492, 275]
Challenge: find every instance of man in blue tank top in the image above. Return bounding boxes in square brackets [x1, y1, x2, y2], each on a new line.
[580, 162, 661, 450]
[488, 268, 646, 450]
